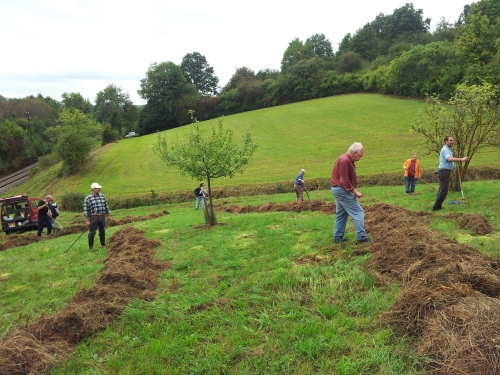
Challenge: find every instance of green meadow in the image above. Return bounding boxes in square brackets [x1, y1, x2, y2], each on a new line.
[1, 93, 500, 374]
[9, 93, 500, 200]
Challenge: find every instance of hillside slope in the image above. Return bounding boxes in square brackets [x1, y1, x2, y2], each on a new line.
[8, 94, 500, 199]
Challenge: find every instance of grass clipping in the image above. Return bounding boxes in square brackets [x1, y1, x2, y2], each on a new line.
[0, 226, 169, 375]
[363, 203, 500, 375]
[220, 200, 499, 374]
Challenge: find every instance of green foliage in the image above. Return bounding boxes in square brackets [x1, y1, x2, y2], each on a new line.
[38, 152, 61, 170]
[153, 115, 258, 225]
[337, 51, 365, 74]
[94, 83, 138, 134]
[281, 38, 315, 74]
[385, 41, 460, 98]
[0, 119, 25, 172]
[61, 92, 93, 114]
[305, 33, 334, 57]
[413, 82, 500, 189]
[138, 61, 187, 133]
[60, 191, 86, 211]
[181, 52, 219, 96]
[101, 123, 120, 145]
[53, 109, 102, 175]
[456, 14, 498, 66]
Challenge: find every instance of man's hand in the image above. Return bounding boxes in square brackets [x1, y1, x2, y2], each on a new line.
[85, 218, 91, 227]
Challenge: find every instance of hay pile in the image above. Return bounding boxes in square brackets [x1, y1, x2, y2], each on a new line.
[364, 203, 500, 374]
[0, 226, 169, 375]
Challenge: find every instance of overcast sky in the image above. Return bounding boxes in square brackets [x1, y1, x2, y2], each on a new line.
[1, 0, 467, 105]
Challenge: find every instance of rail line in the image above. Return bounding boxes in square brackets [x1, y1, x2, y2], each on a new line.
[0, 163, 39, 195]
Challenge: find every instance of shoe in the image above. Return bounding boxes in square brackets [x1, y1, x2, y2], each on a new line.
[101, 244, 106, 248]
[334, 237, 348, 244]
[406, 193, 410, 195]
[356, 238, 372, 245]
[89, 247, 93, 251]
[432, 206, 442, 211]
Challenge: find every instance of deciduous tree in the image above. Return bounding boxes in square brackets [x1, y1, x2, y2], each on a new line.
[181, 52, 219, 96]
[51, 109, 102, 174]
[153, 113, 258, 225]
[413, 82, 500, 190]
[306, 33, 333, 57]
[281, 38, 315, 74]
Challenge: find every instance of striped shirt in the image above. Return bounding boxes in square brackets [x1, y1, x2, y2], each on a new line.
[83, 193, 110, 217]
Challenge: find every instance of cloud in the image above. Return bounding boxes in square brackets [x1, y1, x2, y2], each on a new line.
[1, 0, 466, 104]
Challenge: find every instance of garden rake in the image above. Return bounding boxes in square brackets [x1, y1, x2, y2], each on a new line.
[457, 164, 468, 206]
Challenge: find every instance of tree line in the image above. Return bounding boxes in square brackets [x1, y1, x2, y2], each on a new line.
[0, 0, 498, 177]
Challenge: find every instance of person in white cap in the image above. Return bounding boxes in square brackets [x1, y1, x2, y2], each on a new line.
[83, 182, 110, 251]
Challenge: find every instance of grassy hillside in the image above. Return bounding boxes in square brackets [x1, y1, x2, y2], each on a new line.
[7, 94, 500, 200]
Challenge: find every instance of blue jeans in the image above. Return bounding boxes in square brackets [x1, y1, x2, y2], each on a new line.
[331, 186, 366, 241]
[405, 176, 416, 193]
[195, 196, 205, 209]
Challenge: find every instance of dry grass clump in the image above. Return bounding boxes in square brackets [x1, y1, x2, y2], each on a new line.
[443, 212, 494, 235]
[0, 226, 168, 375]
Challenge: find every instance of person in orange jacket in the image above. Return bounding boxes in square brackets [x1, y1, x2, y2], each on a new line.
[403, 153, 421, 195]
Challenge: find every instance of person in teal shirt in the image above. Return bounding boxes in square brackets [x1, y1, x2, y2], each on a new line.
[432, 135, 469, 211]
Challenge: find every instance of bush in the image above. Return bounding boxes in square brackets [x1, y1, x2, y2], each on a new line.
[101, 123, 120, 145]
[38, 152, 61, 170]
[60, 191, 86, 212]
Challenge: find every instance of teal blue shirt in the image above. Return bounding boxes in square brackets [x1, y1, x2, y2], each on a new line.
[438, 145, 454, 170]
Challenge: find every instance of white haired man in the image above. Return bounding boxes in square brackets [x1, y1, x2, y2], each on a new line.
[331, 142, 370, 245]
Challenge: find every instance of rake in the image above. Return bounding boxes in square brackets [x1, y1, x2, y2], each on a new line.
[457, 164, 468, 206]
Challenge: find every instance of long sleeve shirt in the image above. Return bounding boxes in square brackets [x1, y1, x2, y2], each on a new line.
[83, 193, 110, 217]
[403, 159, 421, 178]
[331, 153, 357, 192]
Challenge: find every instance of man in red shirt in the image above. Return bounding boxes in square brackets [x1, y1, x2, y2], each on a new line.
[331, 142, 370, 244]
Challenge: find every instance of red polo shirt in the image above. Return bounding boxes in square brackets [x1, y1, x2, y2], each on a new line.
[331, 153, 357, 192]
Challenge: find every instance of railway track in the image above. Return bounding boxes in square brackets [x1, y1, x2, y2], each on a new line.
[0, 163, 39, 195]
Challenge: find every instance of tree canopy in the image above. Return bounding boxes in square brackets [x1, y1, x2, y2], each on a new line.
[181, 52, 219, 96]
[153, 114, 258, 225]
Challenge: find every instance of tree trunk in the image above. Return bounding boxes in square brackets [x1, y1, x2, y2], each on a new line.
[204, 179, 217, 226]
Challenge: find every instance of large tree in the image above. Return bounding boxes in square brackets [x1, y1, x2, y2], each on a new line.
[51, 109, 102, 174]
[180, 52, 219, 96]
[95, 83, 137, 136]
[138, 61, 187, 133]
[413, 82, 500, 190]
[153, 113, 258, 226]
[280, 38, 315, 75]
[61, 92, 93, 114]
[305, 33, 334, 58]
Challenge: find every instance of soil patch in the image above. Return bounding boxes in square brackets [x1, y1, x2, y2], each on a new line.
[0, 226, 169, 375]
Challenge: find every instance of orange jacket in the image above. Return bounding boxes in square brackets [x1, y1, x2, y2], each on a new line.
[403, 159, 421, 178]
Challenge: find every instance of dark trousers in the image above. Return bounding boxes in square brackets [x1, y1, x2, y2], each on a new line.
[433, 169, 451, 209]
[88, 216, 106, 248]
[37, 214, 52, 236]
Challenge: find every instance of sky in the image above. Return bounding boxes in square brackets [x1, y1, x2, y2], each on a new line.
[1, 0, 468, 105]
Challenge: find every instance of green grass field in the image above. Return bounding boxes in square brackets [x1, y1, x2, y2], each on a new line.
[8, 93, 500, 201]
[1, 94, 500, 374]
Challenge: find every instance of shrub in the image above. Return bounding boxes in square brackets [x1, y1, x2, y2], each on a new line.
[38, 152, 61, 170]
[60, 191, 86, 212]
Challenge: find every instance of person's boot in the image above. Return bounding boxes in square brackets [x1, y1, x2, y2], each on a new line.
[99, 234, 106, 248]
[88, 238, 94, 251]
